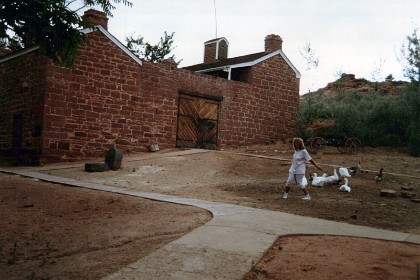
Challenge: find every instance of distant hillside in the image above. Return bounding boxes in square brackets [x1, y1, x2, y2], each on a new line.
[297, 73, 419, 156]
[304, 73, 410, 96]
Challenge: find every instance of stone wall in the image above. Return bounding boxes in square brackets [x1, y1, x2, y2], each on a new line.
[1, 29, 299, 163]
[0, 51, 46, 164]
[42, 32, 146, 161]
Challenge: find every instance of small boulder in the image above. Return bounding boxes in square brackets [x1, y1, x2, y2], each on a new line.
[401, 191, 416, 199]
[105, 147, 123, 170]
[380, 189, 397, 198]
[149, 144, 160, 152]
[85, 162, 109, 172]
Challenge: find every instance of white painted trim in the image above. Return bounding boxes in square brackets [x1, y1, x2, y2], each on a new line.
[0, 26, 143, 66]
[196, 66, 226, 73]
[82, 25, 142, 66]
[204, 37, 229, 60]
[196, 66, 232, 80]
[230, 51, 301, 78]
[195, 50, 301, 79]
[0, 46, 39, 63]
[204, 37, 229, 46]
[276, 50, 301, 78]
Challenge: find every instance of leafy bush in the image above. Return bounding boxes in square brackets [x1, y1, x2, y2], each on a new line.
[297, 84, 419, 156]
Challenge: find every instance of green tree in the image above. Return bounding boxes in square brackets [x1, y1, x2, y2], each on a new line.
[371, 56, 385, 91]
[0, 0, 132, 67]
[125, 32, 181, 64]
[385, 74, 394, 82]
[300, 42, 319, 73]
[398, 26, 420, 83]
[0, 35, 23, 51]
[299, 42, 320, 124]
[398, 26, 420, 156]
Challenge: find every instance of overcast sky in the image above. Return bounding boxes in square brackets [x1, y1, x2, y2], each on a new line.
[107, 0, 419, 94]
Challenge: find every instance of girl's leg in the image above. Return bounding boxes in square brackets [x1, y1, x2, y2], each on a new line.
[296, 174, 311, 200]
[283, 173, 294, 199]
[284, 173, 295, 193]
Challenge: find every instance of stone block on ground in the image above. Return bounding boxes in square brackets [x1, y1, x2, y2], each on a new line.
[400, 191, 416, 199]
[380, 189, 397, 198]
[85, 162, 109, 172]
[149, 144, 160, 152]
[105, 148, 123, 170]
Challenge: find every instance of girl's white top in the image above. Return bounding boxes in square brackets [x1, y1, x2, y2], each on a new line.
[289, 148, 312, 174]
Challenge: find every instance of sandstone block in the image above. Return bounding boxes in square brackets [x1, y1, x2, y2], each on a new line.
[400, 191, 416, 198]
[380, 189, 396, 198]
[105, 148, 123, 170]
[85, 162, 109, 172]
[149, 144, 160, 152]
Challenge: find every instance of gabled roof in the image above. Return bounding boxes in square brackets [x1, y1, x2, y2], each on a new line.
[0, 45, 40, 63]
[184, 50, 301, 78]
[0, 25, 142, 66]
[204, 37, 229, 45]
[81, 25, 142, 66]
[184, 52, 267, 72]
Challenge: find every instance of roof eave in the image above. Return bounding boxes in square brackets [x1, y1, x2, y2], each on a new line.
[82, 25, 142, 66]
[204, 37, 230, 46]
[0, 46, 40, 64]
[194, 50, 301, 78]
[275, 50, 301, 79]
[0, 26, 143, 67]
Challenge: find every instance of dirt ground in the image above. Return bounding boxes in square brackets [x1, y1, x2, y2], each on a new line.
[1, 143, 420, 279]
[243, 235, 420, 280]
[0, 174, 211, 280]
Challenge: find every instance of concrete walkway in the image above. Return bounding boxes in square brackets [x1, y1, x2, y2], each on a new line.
[1, 150, 420, 279]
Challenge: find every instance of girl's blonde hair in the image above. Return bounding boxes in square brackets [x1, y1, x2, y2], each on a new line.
[293, 137, 305, 150]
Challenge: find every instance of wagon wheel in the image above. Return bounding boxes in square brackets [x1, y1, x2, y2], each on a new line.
[305, 138, 314, 152]
[345, 137, 361, 153]
[311, 137, 326, 152]
[337, 145, 348, 154]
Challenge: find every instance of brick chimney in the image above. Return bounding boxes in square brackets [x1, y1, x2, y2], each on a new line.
[83, 9, 108, 30]
[204, 38, 229, 63]
[265, 34, 283, 52]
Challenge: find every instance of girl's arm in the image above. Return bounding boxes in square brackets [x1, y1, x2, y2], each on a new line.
[309, 159, 322, 171]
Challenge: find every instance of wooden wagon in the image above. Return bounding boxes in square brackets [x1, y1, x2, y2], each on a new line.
[305, 137, 361, 154]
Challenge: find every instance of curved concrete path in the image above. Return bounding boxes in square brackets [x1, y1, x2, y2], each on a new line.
[1, 150, 419, 279]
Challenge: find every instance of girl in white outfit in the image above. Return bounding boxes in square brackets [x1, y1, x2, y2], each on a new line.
[283, 138, 322, 201]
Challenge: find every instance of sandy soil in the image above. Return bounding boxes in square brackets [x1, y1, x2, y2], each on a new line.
[243, 235, 420, 280]
[1, 143, 420, 279]
[0, 174, 211, 280]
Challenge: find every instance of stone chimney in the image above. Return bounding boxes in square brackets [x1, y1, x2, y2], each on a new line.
[83, 9, 108, 30]
[265, 34, 283, 52]
[204, 38, 229, 63]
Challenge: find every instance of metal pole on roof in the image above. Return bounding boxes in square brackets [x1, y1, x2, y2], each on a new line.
[214, 0, 218, 38]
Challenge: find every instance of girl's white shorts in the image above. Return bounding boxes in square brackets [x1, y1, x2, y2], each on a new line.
[285, 173, 307, 189]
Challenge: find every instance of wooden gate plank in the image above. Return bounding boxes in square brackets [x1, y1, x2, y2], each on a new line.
[177, 94, 219, 149]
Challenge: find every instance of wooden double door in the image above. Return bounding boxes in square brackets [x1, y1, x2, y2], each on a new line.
[176, 94, 219, 149]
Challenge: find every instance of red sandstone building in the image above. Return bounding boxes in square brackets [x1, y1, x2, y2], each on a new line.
[0, 10, 300, 164]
